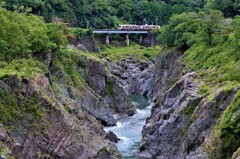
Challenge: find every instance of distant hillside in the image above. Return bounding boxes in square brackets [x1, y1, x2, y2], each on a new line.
[1, 0, 208, 28]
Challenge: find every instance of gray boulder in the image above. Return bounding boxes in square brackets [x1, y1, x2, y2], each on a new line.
[106, 131, 120, 143]
[0, 124, 7, 142]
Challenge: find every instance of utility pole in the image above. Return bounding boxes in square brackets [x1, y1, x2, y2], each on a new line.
[156, 16, 158, 25]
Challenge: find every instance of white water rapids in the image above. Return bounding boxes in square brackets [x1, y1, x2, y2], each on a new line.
[104, 96, 153, 159]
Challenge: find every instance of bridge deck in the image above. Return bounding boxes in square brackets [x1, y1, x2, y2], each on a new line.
[93, 30, 148, 34]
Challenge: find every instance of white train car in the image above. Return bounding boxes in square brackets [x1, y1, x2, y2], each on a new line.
[118, 24, 160, 30]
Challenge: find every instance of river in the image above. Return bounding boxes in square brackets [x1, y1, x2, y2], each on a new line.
[104, 95, 153, 159]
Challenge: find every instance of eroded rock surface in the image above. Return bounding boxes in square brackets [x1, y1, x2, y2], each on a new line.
[152, 50, 183, 99]
[0, 74, 122, 159]
[106, 131, 120, 143]
[0, 125, 7, 142]
[85, 58, 136, 117]
[108, 57, 155, 97]
[139, 72, 202, 158]
[138, 50, 240, 159]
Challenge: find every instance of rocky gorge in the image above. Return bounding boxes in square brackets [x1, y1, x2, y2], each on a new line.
[1, 1, 240, 158]
[0, 41, 156, 159]
[137, 50, 240, 159]
[0, 42, 240, 159]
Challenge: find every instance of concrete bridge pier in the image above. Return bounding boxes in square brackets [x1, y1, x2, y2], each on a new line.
[126, 34, 129, 46]
[139, 35, 143, 44]
[150, 33, 154, 46]
[105, 34, 110, 45]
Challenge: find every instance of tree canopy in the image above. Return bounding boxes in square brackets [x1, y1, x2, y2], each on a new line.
[1, 0, 207, 28]
[0, 7, 67, 61]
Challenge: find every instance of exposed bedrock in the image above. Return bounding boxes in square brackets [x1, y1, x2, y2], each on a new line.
[138, 72, 202, 158]
[152, 50, 183, 99]
[139, 71, 239, 158]
[67, 36, 100, 52]
[138, 50, 240, 159]
[107, 57, 155, 97]
[85, 58, 136, 117]
[0, 75, 122, 159]
[50, 56, 117, 126]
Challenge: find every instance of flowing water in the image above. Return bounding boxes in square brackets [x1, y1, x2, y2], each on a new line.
[104, 95, 153, 159]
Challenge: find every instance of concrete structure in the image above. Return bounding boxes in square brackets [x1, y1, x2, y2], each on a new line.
[139, 35, 143, 45]
[125, 34, 129, 46]
[105, 34, 110, 45]
[93, 30, 150, 46]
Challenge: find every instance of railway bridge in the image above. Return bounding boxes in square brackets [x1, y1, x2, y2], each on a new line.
[93, 30, 153, 46]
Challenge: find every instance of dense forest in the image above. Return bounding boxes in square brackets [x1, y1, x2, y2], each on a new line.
[2, 0, 203, 27]
[2, 0, 239, 28]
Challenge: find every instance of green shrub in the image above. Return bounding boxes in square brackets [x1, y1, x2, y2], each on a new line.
[106, 80, 114, 98]
[0, 58, 46, 79]
[183, 106, 195, 116]
[215, 91, 240, 158]
[0, 7, 67, 62]
[51, 49, 87, 88]
[100, 44, 161, 62]
[70, 28, 93, 39]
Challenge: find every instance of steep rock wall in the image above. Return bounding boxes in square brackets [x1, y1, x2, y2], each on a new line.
[138, 49, 240, 158]
[68, 36, 100, 52]
[49, 55, 117, 126]
[85, 58, 136, 117]
[0, 74, 122, 159]
[152, 50, 183, 99]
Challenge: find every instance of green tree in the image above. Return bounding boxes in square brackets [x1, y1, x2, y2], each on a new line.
[46, 23, 67, 50]
[196, 10, 224, 46]
[0, 7, 67, 61]
[230, 16, 240, 52]
[207, 0, 240, 17]
[2, 0, 209, 28]
[0, 8, 28, 61]
[157, 12, 199, 48]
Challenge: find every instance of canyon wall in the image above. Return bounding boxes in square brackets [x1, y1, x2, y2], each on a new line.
[138, 49, 240, 159]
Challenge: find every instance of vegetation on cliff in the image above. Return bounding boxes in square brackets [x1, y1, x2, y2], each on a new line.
[0, 7, 67, 62]
[0, 6, 123, 159]
[158, 9, 240, 89]
[0, 0, 240, 158]
[157, 4, 240, 158]
[100, 45, 161, 62]
[216, 91, 240, 158]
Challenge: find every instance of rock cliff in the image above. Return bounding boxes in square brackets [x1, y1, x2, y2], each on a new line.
[0, 44, 153, 158]
[85, 58, 136, 117]
[1, 45, 239, 158]
[0, 73, 122, 159]
[0, 47, 132, 158]
[107, 56, 155, 97]
[138, 49, 240, 159]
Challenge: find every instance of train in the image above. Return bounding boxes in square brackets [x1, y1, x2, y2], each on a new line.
[118, 24, 160, 30]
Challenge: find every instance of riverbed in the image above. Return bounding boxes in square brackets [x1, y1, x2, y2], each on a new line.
[104, 96, 153, 159]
